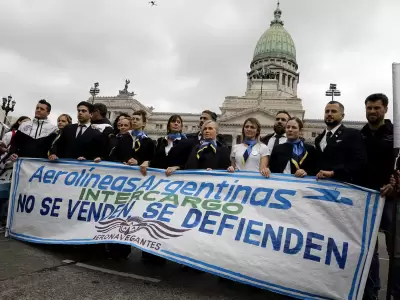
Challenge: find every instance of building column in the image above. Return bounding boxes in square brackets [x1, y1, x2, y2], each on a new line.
[232, 134, 237, 146]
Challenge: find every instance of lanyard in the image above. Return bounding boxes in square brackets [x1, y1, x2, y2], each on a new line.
[291, 150, 308, 170]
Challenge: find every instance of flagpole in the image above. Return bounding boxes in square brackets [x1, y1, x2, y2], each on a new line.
[388, 62, 400, 300]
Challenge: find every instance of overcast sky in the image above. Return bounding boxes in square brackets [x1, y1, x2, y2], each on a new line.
[0, 0, 399, 123]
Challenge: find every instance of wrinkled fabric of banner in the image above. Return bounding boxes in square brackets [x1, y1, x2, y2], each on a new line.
[6, 158, 384, 300]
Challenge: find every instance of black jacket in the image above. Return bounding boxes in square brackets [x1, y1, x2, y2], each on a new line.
[360, 120, 395, 190]
[186, 132, 227, 147]
[185, 142, 230, 170]
[108, 133, 154, 165]
[9, 119, 58, 159]
[260, 133, 274, 146]
[49, 124, 105, 160]
[269, 143, 317, 176]
[108, 133, 134, 163]
[315, 124, 367, 184]
[91, 118, 114, 159]
[132, 135, 155, 165]
[151, 137, 193, 170]
[92, 118, 112, 126]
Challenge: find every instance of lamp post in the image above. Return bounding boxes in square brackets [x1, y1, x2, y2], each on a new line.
[325, 83, 341, 101]
[89, 82, 100, 104]
[1, 95, 16, 138]
[257, 66, 271, 98]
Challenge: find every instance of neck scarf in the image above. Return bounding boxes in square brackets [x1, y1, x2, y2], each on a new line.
[288, 139, 308, 170]
[167, 132, 187, 141]
[242, 139, 257, 164]
[196, 139, 217, 159]
[289, 139, 304, 156]
[131, 130, 148, 151]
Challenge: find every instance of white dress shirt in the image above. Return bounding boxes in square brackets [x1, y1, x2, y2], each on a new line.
[231, 143, 269, 171]
[266, 133, 287, 155]
[319, 123, 341, 152]
[164, 136, 181, 156]
[76, 122, 91, 137]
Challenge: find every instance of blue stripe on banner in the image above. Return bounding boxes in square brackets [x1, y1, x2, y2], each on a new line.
[10, 232, 93, 242]
[354, 193, 380, 298]
[8, 159, 22, 231]
[348, 192, 371, 300]
[20, 158, 378, 191]
[368, 194, 380, 250]
[161, 250, 330, 300]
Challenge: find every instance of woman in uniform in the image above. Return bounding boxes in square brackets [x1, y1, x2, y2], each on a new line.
[185, 120, 230, 170]
[227, 117, 269, 176]
[268, 117, 316, 177]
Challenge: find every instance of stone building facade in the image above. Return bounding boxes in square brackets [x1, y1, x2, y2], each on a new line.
[92, 3, 363, 146]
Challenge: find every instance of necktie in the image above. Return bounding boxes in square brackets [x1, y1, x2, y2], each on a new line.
[326, 131, 332, 140]
[77, 125, 85, 137]
[242, 139, 257, 164]
[273, 134, 282, 148]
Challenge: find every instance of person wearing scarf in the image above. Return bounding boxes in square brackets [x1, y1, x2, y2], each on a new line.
[147, 114, 192, 177]
[227, 118, 269, 176]
[108, 117, 135, 163]
[268, 117, 316, 177]
[185, 120, 230, 170]
[122, 110, 154, 176]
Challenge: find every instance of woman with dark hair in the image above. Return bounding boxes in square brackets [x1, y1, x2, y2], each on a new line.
[113, 113, 130, 134]
[147, 114, 191, 176]
[57, 114, 72, 130]
[122, 110, 155, 169]
[227, 117, 269, 176]
[268, 117, 316, 177]
[2, 116, 30, 147]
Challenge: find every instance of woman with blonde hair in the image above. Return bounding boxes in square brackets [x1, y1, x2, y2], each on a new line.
[227, 117, 269, 177]
[57, 114, 72, 130]
[185, 120, 230, 170]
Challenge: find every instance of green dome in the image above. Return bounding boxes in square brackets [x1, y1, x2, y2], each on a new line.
[253, 5, 296, 63]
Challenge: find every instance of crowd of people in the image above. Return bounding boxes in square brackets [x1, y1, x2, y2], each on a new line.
[0, 94, 399, 300]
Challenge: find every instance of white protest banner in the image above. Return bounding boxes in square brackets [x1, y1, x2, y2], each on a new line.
[6, 158, 383, 300]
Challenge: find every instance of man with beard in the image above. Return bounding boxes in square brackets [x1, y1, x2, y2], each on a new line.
[187, 110, 216, 142]
[360, 93, 399, 300]
[261, 110, 291, 151]
[315, 101, 367, 184]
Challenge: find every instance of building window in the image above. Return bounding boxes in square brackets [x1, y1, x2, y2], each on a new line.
[287, 76, 291, 87]
[312, 132, 316, 138]
[282, 74, 286, 85]
[292, 79, 295, 89]
[184, 126, 188, 131]
[192, 126, 197, 131]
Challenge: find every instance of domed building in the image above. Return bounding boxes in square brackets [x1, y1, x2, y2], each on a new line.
[94, 3, 363, 146]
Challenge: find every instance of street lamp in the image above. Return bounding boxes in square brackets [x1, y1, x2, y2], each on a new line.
[89, 82, 100, 104]
[325, 83, 341, 101]
[1, 95, 16, 138]
[257, 66, 271, 96]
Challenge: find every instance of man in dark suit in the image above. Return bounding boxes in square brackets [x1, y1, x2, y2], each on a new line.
[48, 101, 104, 161]
[314, 101, 367, 184]
[261, 110, 291, 152]
[186, 110, 226, 146]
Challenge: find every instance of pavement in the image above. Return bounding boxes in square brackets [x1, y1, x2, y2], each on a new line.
[0, 232, 391, 300]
